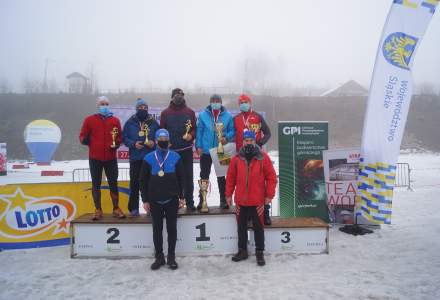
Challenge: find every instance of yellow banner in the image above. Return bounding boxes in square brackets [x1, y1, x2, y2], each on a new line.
[0, 182, 129, 249]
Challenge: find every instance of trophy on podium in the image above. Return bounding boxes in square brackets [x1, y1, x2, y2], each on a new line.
[111, 127, 118, 148]
[215, 123, 224, 154]
[143, 123, 150, 145]
[198, 179, 209, 213]
[183, 120, 192, 140]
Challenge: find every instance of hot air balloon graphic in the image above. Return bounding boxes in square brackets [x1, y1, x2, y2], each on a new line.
[24, 120, 61, 164]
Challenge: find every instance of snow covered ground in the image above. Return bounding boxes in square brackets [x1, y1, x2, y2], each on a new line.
[1, 152, 440, 300]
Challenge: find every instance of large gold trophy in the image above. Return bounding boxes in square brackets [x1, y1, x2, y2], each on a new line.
[143, 123, 150, 145]
[111, 127, 118, 148]
[198, 179, 209, 213]
[183, 120, 192, 140]
[215, 123, 224, 154]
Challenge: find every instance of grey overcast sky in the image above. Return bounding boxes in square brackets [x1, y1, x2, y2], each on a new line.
[1, 0, 439, 92]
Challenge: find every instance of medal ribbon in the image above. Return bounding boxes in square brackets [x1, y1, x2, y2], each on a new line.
[154, 150, 170, 172]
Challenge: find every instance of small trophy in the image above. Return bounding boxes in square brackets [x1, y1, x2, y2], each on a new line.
[198, 179, 209, 213]
[215, 122, 224, 154]
[183, 120, 192, 140]
[111, 127, 118, 148]
[143, 123, 150, 145]
[249, 123, 261, 133]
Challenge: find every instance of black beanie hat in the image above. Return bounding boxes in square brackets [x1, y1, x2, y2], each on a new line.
[210, 94, 222, 102]
[171, 88, 184, 98]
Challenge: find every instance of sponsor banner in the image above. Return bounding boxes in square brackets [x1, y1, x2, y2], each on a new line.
[0, 182, 129, 249]
[358, 0, 438, 224]
[0, 143, 6, 176]
[24, 120, 61, 163]
[278, 122, 329, 221]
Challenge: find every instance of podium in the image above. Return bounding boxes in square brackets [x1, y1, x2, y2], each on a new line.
[71, 207, 329, 258]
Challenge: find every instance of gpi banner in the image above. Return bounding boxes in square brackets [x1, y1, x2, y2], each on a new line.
[357, 0, 438, 224]
[0, 182, 129, 249]
[278, 122, 328, 221]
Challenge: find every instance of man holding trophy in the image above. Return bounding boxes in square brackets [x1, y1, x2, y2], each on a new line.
[79, 96, 126, 220]
[160, 88, 197, 211]
[123, 98, 159, 217]
[195, 94, 235, 211]
[233, 94, 273, 225]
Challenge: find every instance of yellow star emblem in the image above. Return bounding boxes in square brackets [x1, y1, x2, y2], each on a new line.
[1, 188, 33, 212]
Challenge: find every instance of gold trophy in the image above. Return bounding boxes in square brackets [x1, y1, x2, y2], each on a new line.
[143, 123, 150, 145]
[111, 127, 118, 148]
[183, 120, 192, 140]
[215, 122, 224, 154]
[198, 179, 209, 213]
[249, 123, 261, 133]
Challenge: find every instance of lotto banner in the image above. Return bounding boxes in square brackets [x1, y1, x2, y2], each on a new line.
[278, 122, 328, 222]
[0, 182, 129, 250]
[358, 0, 438, 224]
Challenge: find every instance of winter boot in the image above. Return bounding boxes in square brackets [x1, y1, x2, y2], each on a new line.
[256, 250, 266, 266]
[167, 254, 178, 270]
[231, 249, 248, 262]
[92, 208, 103, 221]
[150, 253, 166, 270]
[264, 204, 272, 225]
[112, 207, 126, 219]
[218, 177, 229, 209]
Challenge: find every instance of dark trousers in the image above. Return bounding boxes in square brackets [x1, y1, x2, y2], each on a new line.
[237, 205, 265, 251]
[128, 160, 143, 211]
[199, 153, 226, 202]
[89, 159, 119, 209]
[150, 199, 179, 255]
[178, 148, 194, 207]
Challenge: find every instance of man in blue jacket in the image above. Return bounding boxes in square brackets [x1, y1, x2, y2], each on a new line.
[140, 129, 185, 270]
[196, 94, 235, 209]
[123, 98, 160, 217]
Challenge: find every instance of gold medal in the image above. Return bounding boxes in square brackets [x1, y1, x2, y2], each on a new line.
[158, 170, 165, 177]
[139, 131, 144, 137]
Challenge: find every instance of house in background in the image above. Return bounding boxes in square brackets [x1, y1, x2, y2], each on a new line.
[66, 72, 90, 94]
[320, 80, 368, 97]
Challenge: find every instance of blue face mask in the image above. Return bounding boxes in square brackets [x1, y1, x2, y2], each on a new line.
[239, 103, 250, 112]
[211, 103, 221, 110]
[98, 106, 110, 116]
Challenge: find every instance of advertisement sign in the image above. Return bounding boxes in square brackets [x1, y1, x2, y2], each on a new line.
[24, 120, 61, 164]
[278, 121, 328, 221]
[0, 143, 6, 176]
[0, 182, 129, 250]
[358, 1, 438, 224]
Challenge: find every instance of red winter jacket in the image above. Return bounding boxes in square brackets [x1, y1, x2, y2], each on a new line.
[226, 146, 277, 206]
[79, 114, 122, 161]
[233, 110, 271, 152]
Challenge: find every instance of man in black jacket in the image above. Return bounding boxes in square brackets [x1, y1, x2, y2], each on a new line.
[140, 129, 185, 270]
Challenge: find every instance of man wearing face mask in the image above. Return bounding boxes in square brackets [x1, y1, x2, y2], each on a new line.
[140, 129, 185, 270]
[123, 98, 160, 217]
[160, 88, 197, 211]
[233, 93, 273, 225]
[195, 94, 235, 209]
[225, 130, 277, 266]
[79, 96, 126, 220]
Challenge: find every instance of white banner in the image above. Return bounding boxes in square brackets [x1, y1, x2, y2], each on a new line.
[358, 0, 438, 224]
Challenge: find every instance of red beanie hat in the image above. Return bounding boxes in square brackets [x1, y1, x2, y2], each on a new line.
[238, 94, 251, 103]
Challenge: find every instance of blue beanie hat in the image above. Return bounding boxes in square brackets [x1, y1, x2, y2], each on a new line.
[155, 128, 170, 140]
[243, 130, 256, 140]
[136, 98, 148, 109]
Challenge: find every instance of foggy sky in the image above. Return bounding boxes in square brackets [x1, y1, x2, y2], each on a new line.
[1, 0, 440, 92]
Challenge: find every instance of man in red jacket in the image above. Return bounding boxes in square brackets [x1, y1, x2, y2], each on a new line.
[79, 96, 126, 220]
[226, 130, 277, 266]
[233, 93, 273, 225]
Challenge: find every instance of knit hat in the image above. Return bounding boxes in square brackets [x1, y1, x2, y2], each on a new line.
[171, 88, 184, 98]
[210, 94, 222, 102]
[136, 98, 148, 108]
[243, 130, 256, 140]
[155, 128, 170, 140]
[238, 94, 251, 103]
[96, 95, 109, 106]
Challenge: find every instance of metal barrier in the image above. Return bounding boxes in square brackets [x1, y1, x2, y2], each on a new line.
[72, 168, 130, 182]
[396, 162, 412, 189]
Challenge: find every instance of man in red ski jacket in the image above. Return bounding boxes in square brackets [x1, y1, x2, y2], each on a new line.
[226, 130, 277, 266]
[233, 93, 273, 225]
[79, 96, 125, 220]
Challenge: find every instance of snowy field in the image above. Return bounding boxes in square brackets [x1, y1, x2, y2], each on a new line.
[1, 152, 440, 300]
